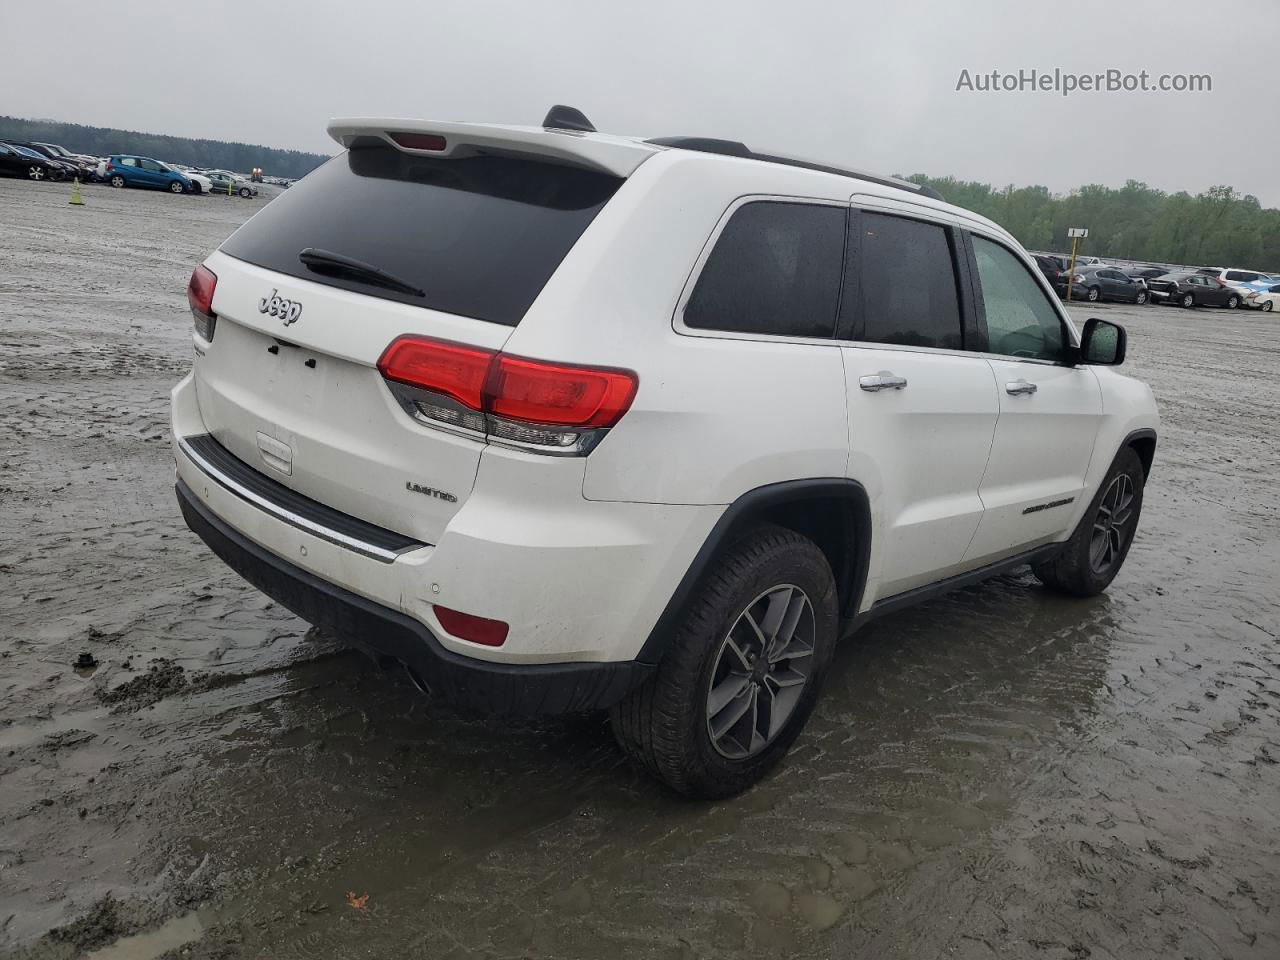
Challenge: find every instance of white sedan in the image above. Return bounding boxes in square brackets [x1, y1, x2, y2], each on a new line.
[1244, 282, 1280, 312]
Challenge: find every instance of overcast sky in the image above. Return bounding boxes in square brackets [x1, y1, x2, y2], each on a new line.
[3, 0, 1278, 204]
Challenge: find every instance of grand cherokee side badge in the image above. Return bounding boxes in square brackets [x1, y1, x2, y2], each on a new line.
[259, 289, 302, 326]
[406, 481, 458, 503]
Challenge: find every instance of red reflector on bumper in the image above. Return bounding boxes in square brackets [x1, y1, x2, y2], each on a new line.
[434, 605, 509, 647]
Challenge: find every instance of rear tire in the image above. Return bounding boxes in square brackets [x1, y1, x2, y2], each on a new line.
[610, 525, 837, 799]
[1264, 301, 1274, 312]
[110, 175, 125, 188]
[1032, 447, 1145, 597]
[1135, 290, 1148, 305]
[1227, 295, 1240, 309]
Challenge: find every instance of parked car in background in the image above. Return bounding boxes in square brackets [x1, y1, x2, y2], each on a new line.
[104, 155, 194, 193]
[1127, 267, 1169, 282]
[0, 141, 60, 181]
[1, 141, 79, 181]
[30, 141, 99, 180]
[1067, 265, 1148, 304]
[1147, 272, 1241, 309]
[1033, 254, 1068, 294]
[1243, 282, 1280, 312]
[1200, 268, 1276, 305]
[180, 169, 214, 194]
[201, 169, 258, 197]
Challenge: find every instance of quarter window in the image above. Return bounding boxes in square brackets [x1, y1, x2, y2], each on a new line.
[684, 201, 845, 339]
[848, 212, 963, 349]
[971, 235, 1066, 361]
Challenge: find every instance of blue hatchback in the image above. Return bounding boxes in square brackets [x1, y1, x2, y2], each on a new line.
[105, 155, 193, 194]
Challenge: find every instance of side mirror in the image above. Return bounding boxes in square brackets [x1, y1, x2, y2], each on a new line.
[1079, 318, 1126, 365]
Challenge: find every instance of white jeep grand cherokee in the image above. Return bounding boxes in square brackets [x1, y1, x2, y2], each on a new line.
[172, 106, 1158, 798]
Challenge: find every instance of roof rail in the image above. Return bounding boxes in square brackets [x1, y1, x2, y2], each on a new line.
[645, 135, 943, 202]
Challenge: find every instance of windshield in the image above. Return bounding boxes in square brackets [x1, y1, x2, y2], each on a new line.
[8, 145, 46, 160]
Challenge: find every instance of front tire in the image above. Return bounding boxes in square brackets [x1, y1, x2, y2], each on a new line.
[1181, 292, 1195, 308]
[239, 186, 253, 198]
[1087, 286, 1101, 303]
[27, 165, 46, 181]
[169, 180, 185, 194]
[1227, 295, 1240, 309]
[611, 525, 837, 799]
[1032, 447, 1145, 597]
[1264, 301, 1274, 312]
[1135, 290, 1148, 305]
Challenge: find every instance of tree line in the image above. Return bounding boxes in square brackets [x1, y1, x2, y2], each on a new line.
[906, 174, 1280, 271]
[0, 116, 330, 180]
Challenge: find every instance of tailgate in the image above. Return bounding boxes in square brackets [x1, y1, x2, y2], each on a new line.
[194, 251, 510, 545]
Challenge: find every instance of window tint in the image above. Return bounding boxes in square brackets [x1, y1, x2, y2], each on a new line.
[221, 147, 622, 327]
[852, 212, 963, 349]
[971, 235, 1066, 361]
[684, 201, 844, 338]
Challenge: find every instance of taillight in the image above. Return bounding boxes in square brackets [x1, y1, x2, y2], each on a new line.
[187, 265, 217, 342]
[375, 335, 638, 455]
[433, 605, 508, 647]
[487, 355, 637, 429]
[378, 336, 490, 409]
[389, 132, 447, 151]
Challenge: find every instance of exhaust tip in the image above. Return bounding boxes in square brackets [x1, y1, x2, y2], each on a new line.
[403, 664, 432, 696]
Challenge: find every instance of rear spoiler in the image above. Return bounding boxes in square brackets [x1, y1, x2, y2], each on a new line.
[327, 118, 656, 178]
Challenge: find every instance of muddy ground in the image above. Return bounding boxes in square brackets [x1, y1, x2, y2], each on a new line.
[1, 175, 1278, 960]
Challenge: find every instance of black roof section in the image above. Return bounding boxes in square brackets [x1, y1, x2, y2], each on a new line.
[646, 135, 944, 201]
[536, 106, 944, 201]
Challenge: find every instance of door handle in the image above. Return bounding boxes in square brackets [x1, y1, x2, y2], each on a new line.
[859, 373, 908, 392]
[1005, 380, 1038, 396]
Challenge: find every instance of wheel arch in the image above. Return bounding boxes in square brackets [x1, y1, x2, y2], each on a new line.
[1125, 427, 1157, 479]
[636, 479, 872, 665]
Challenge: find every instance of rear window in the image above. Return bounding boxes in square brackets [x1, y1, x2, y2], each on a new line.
[220, 145, 622, 327]
[683, 201, 845, 339]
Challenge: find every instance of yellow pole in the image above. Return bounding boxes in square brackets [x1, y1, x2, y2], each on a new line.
[1065, 235, 1080, 303]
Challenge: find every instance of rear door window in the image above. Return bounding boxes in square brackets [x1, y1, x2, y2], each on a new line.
[220, 146, 623, 327]
[683, 201, 845, 339]
[843, 211, 964, 350]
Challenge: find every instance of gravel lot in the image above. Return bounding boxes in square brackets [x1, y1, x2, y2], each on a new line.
[1, 176, 1278, 960]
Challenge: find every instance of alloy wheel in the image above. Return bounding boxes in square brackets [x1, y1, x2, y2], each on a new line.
[1090, 473, 1136, 575]
[28, 166, 44, 181]
[706, 584, 815, 760]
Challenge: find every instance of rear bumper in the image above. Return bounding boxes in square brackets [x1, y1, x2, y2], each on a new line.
[177, 478, 651, 713]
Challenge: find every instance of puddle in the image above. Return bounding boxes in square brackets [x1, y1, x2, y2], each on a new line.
[84, 912, 204, 960]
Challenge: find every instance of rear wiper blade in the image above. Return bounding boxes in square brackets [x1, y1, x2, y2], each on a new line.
[298, 247, 425, 297]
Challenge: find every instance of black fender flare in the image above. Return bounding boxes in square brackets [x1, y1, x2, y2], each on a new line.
[635, 478, 872, 665]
